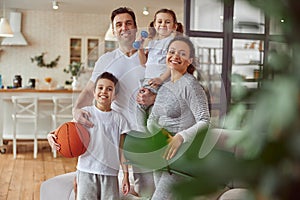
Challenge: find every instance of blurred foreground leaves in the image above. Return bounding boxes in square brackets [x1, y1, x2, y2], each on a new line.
[172, 0, 300, 199]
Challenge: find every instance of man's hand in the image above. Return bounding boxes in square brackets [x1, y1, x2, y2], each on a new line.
[136, 87, 156, 107]
[73, 108, 94, 128]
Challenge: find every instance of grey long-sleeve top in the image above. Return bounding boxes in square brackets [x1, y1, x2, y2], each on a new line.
[147, 73, 210, 143]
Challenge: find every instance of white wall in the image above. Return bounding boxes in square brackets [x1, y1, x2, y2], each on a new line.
[0, 9, 182, 88]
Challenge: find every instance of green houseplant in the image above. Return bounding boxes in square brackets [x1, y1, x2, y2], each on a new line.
[63, 61, 84, 89]
[63, 61, 84, 78]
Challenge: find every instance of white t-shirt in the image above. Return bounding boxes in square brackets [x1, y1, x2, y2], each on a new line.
[144, 35, 173, 80]
[77, 105, 131, 176]
[90, 48, 145, 130]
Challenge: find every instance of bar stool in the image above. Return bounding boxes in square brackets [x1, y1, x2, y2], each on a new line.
[11, 96, 38, 159]
[51, 96, 74, 157]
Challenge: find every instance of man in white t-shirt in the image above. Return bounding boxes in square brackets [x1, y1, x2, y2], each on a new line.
[43, 7, 155, 200]
[74, 8, 143, 131]
[73, 7, 154, 197]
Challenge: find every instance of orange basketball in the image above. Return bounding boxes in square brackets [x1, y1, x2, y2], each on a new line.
[54, 121, 90, 158]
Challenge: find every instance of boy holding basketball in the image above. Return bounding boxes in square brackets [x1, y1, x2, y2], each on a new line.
[76, 72, 131, 199]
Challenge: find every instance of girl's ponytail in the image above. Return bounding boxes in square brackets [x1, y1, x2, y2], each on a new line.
[148, 21, 156, 39]
[175, 22, 184, 35]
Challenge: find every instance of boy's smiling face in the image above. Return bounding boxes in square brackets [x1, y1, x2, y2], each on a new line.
[94, 78, 116, 111]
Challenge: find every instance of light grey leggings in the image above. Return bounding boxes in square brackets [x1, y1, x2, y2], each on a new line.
[152, 171, 185, 200]
[132, 166, 155, 199]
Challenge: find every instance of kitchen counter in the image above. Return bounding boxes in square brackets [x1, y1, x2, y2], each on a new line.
[0, 88, 81, 146]
[0, 88, 81, 93]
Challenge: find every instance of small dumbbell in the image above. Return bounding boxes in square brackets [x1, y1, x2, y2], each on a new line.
[132, 31, 149, 49]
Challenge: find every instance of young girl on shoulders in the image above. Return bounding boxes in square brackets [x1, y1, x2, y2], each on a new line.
[137, 8, 184, 93]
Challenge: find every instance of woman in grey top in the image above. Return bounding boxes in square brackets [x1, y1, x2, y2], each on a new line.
[138, 36, 210, 199]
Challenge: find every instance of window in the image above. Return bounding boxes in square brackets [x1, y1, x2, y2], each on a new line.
[189, 0, 224, 32]
[233, 0, 265, 34]
[185, 0, 277, 125]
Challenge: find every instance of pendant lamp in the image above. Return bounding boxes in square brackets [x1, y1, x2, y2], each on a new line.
[104, 23, 117, 41]
[0, 0, 13, 37]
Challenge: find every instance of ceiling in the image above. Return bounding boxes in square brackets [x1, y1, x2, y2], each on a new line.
[2, 0, 184, 17]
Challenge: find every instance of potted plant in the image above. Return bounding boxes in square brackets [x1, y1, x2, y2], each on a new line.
[63, 61, 84, 89]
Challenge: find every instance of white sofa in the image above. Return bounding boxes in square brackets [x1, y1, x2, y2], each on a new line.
[218, 188, 249, 200]
[40, 172, 76, 200]
[40, 128, 247, 200]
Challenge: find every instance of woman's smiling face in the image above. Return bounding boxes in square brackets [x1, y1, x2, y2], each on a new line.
[167, 40, 193, 74]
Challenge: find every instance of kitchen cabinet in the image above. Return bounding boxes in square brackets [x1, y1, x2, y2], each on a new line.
[104, 40, 118, 53]
[70, 38, 82, 64]
[69, 36, 101, 69]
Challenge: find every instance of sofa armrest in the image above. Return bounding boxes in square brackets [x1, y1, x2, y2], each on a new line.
[40, 172, 76, 200]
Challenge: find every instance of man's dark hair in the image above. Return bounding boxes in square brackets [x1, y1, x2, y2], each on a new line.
[95, 72, 119, 94]
[111, 7, 137, 27]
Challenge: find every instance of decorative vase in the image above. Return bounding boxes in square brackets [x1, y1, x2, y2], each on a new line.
[72, 76, 80, 90]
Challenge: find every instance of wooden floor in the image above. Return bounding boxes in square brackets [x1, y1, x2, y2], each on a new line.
[0, 140, 77, 200]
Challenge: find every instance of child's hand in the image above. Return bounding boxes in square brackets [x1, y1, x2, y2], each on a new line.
[133, 36, 146, 49]
[148, 78, 163, 88]
[122, 177, 130, 195]
[47, 131, 60, 151]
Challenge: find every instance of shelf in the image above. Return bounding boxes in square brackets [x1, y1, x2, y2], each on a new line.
[70, 57, 81, 60]
[233, 63, 262, 66]
[233, 47, 263, 52]
[244, 78, 261, 82]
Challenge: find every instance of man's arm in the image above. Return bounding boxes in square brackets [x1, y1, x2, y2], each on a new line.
[73, 80, 95, 127]
[136, 87, 156, 107]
